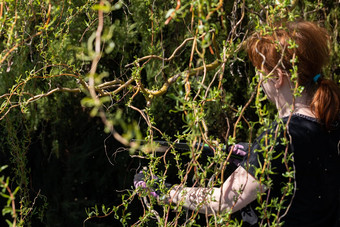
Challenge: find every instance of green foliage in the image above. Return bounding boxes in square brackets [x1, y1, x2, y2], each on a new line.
[0, 0, 339, 226]
[0, 165, 22, 227]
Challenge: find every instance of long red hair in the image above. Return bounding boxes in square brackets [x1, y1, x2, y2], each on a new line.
[247, 20, 340, 129]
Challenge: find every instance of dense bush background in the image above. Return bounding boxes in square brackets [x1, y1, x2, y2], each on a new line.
[0, 0, 339, 226]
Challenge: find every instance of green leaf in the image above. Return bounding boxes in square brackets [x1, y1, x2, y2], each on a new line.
[5, 219, 13, 227]
[2, 206, 12, 216]
[112, 1, 123, 10]
[81, 97, 95, 107]
[92, 2, 111, 13]
[165, 9, 175, 19]
[0, 193, 10, 199]
[0, 165, 8, 172]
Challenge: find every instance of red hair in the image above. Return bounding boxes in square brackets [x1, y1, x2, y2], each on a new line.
[247, 20, 340, 129]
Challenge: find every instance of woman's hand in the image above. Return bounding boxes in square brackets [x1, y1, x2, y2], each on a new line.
[133, 169, 172, 200]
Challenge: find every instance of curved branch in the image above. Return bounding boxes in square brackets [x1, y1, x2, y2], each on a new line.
[143, 59, 220, 97]
[26, 87, 81, 103]
[125, 30, 215, 68]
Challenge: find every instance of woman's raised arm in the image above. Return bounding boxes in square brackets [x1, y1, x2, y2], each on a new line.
[169, 166, 265, 215]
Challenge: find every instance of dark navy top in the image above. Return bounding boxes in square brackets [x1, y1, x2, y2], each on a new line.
[241, 114, 340, 226]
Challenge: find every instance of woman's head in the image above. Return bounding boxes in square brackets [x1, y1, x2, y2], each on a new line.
[247, 20, 329, 86]
[247, 20, 340, 129]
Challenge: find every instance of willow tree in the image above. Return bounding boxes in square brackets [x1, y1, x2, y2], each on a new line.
[0, 0, 339, 226]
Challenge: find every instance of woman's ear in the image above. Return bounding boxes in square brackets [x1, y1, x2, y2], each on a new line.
[275, 69, 285, 89]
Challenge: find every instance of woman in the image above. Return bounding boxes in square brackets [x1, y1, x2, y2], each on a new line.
[134, 20, 340, 226]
